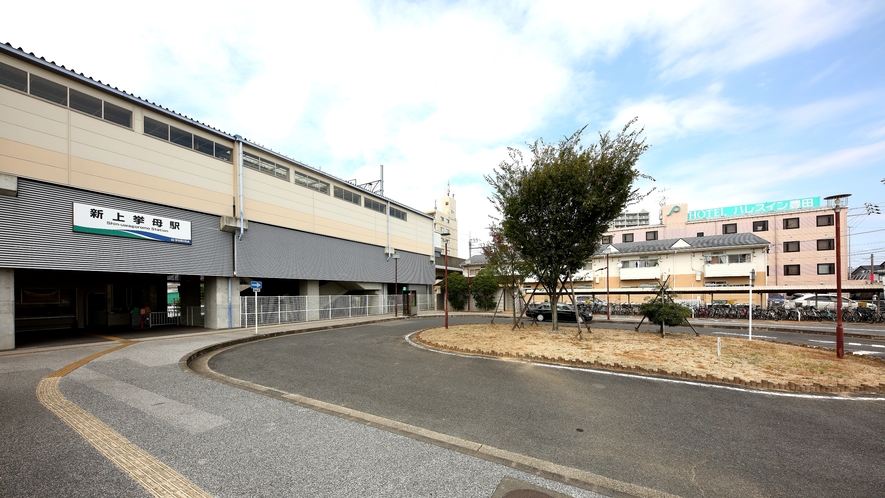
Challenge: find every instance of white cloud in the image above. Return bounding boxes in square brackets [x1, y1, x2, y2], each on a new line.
[609, 85, 762, 141]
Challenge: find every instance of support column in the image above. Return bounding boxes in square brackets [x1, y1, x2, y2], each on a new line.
[205, 276, 241, 329]
[299, 280, 320, 321]
[0, 269, 14, 350]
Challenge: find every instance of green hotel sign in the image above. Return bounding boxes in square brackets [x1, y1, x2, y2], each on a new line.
[686, 197, 821, 221]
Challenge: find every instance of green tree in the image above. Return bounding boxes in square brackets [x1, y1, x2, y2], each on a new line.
[442, 272, 469, 311]
[485, 118, 653, 336]
[470, 268, 499, 311]
[639, 300, 692, 338]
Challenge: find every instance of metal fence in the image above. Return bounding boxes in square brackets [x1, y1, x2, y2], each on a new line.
[240, 294, 435, 327]
[147, 305, 204, 328]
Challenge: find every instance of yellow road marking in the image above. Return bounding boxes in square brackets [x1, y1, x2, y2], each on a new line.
[37, 340, 212, 497]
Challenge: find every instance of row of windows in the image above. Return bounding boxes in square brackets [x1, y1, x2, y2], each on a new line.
[144, 116, 232, 162]
[602, 231, 658, 244]
[293, 170, 330, 194]
[2, 60, 412, 223]
[726, 215, 833, 234]
[1, 60, 132, 128]
[602, 213, 838, 244]
[784, 264, 835, 276]
[333, 186, 361, 205]
[390, 206, 407, 221]
[783, 239, 834, 252]
[243, 152, 290, 181]
[365, 198, 386, 214]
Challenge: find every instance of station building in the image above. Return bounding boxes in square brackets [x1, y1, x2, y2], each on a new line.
[0, 43, 435, 349]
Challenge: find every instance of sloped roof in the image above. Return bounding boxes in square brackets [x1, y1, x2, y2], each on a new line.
[0, 42, 432, 219]
[462, 254, 488, 266]
[594, 233, 770, 257]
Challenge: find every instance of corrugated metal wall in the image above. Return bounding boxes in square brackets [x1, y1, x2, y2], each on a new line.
[0, 178, 435, 285]
[0, 179, 233, 275]
[237, 222, 435, 285]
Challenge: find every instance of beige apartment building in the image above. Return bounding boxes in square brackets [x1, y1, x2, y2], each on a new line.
[0, 43, 435, 349]
[604, 198, 852, 289]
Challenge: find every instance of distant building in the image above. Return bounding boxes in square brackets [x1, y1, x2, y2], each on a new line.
[610, 209, 650, 228]
[600, 197, 870, 291]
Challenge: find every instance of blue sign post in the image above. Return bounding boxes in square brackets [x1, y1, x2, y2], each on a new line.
[250, 281, 262, 334]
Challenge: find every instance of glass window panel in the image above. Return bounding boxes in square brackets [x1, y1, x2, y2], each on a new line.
[243, 152, 260, 170]
[783, 218, 799, 229]
[817, 215, 834, 227]
[0, 61, 27, 91]
[143, 116, 169, 140]
[170, 126, 192, 147]
[214, 143, 232, 162]
[103, 102, 132, 127]
[817, 239, 834, 251]
[784, 241, 800, 253]
[194, 135, 214, 155]
[29, 74, 67, 105]
[69, 89, 102, 117]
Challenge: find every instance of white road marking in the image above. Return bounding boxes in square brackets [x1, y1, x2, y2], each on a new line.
[712, 331, 776, 339]
[405, 332, 885, 401]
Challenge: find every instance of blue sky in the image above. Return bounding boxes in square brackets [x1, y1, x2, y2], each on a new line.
[3, 1, 884, 268]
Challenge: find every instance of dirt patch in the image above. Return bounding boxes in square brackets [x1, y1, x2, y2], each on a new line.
[416, 324, 885, 393]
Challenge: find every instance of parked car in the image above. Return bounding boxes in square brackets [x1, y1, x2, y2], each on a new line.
[526, 302, 593, 323]
[784, 294, 869, 311]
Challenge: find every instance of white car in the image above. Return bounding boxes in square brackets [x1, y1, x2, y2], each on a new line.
[784, 294, 871, 311]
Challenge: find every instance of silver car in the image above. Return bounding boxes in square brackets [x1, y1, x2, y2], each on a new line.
[785, 294, 866, 311]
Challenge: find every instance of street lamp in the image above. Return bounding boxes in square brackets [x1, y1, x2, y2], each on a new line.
[439, 228, 451, 329]
[824, 193, 851, 359]
[392, 252, 401, 317]
[748, 268, 756, 341]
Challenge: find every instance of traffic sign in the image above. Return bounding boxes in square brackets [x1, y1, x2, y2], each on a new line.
[251, 280, 262, 291]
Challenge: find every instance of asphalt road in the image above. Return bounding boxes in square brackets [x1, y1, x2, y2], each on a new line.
[210, 316, 885, 498]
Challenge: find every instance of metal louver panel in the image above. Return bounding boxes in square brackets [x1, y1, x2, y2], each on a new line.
[236, 222, 434, 285]
[0, 179, 232, 275]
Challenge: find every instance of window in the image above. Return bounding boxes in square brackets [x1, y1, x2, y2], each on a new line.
[143, 116, 230, 161]
[103, 102, 132, 128]
[365, 198, 386, 214]
[601, 235, 612, 244]
[214, 144, 232, 162]
[29, 74, 67, 105]
[783, 241, 800, 253]
[622, 258, 658, 268]
[817, 263, 835, 275]
[646, 231, 658, 241]
[0, 61, 27, 91]
[817, 239, 835, 251]
[783, 217, 799, 229]
[245, 152, 291, 182]
[696, 232, 704, 237]
[144, 116, 169, 140]
[817, 214, 834, 227]
[705, 252, 750, 264]
[752, 220, 768, 232]
[722, 223, 737, 234]
[333, 186, 361, 205]
[170, 126, 193, 148]
[622, 233, 633, 243]
[390, 207, 407, 221]
[293, 170, 326, 192]
[69, 89, 102, 117]
[194, 135, 214, 155]
[784, 265, 800, 276]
